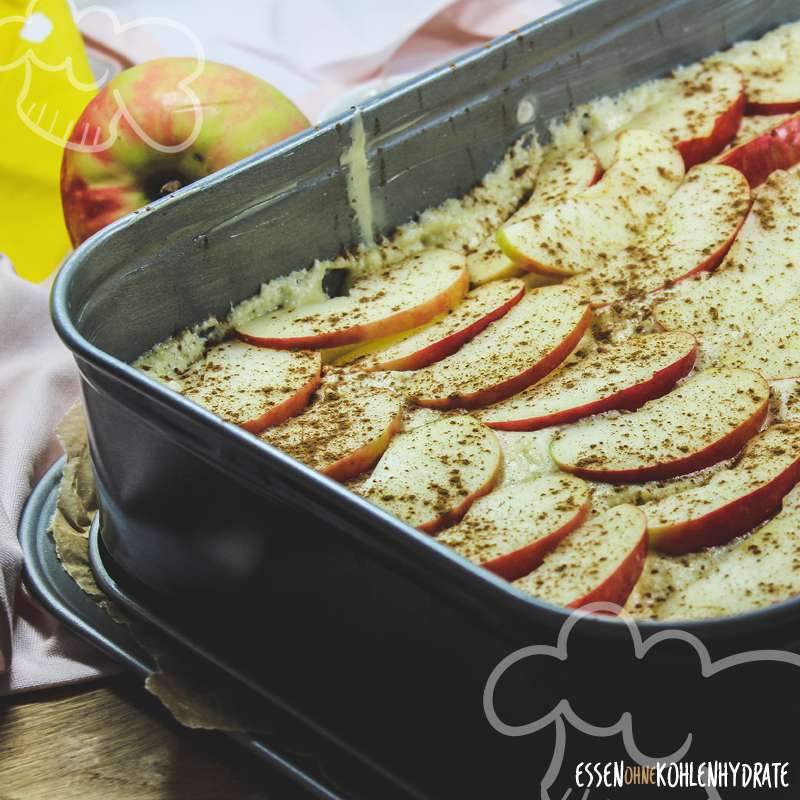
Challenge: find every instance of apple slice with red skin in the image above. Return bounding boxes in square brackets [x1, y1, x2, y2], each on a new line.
[727, 114, 791, 149]
[236, 249, 468, 350]
[567, 165, 751, 307]
[178, 340, 321, 433]
[478, 332, 697, 432]
[436, 473, 590, 580]
[260, 379, 403, 482]
[340, 278, 525, 371]
[527, 146, 604, 206]
[550, 368, 770, 484]
[715, 26, 800, 115]
[497, 130, 684, 278]
[654, 170, 800, 352]
[657, 486, 800, 619]
[467, 146, 602, 285]
[514, 505, 647, 610]
[408, 285, 592, 410]
[716, 112, 800, 187]
[361, 415, 502, 533]
[643, 423, 800, 555]
[592, 63, 745, 169]
[715, 296, 800, 380]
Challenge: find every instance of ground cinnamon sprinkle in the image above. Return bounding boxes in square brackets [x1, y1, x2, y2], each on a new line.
[160, 20, 800, 619]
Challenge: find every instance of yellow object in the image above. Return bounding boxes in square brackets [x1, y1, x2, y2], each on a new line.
[0, 0, 95, 281]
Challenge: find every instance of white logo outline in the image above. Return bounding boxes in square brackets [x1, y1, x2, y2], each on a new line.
[0, 0, 207, 153]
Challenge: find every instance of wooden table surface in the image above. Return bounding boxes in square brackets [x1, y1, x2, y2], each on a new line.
[0, 675, 309, 800]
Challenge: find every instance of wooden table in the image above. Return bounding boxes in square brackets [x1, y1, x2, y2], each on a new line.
[0, 675, 308, 800]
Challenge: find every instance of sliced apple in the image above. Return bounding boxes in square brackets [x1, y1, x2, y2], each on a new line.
[497, 130, 684, 277]
[259, 379, 404, 482]
[654, 170, 800, 353]
[513, 504, 647, 610]
[527, 146, 604, 206]
[408, 285, 591, 410]
[178, 340, 321, 433]
[436, 473, 590, 580]
[657, 486, 800, 619]
[715, 296, 800, 380]
[727, 114, 791, 149]
[717, 112, 800, 187]
[567, 165, 751, 307]
[592, 63, 744, 169]
[644, 423, 800, 554]
[716, 25, 800, 115]
[625, 549, 717, 620]
[361, 415, 502, 533]
[236, 248, 468, 350]
[550, 368, 769, 484]
[340, 278, 525, 372]
[478, 332, 697, 431]
[467, 146, 602, 286]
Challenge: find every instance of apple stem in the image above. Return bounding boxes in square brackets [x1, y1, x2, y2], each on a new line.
[160, 179, 183, 196]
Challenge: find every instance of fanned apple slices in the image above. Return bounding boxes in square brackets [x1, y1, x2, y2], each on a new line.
[592, 63, 744, 169]
[716, 296, 800, 380]
[236, 249, 468, 350]
[717, 112, 800, 187]
[514, 505, 647, 610]
[436, 474, 590, 580]
[497, 130, 684, 278]
[550, 368, 770, 484]
[567, 165, 751, 307]
[178, 340, 321, 433]
[340, 279, 525, 372]
[478, 332, 697, 431]
[467, 147, 601, 286]
[259, 380, 403, 482]
[643, 423, 800, 554]
[408, 285, 591, 410]
[656, 487, 800, 620]
[654, 170, 800, 354]
[361, 415, 502, 533]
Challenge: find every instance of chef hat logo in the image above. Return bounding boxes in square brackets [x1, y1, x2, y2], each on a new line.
[484, 602, 800, 800]
[0, 0, 206, 153]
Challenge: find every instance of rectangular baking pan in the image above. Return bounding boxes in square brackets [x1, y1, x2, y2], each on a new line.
[52, 0, 800, 795]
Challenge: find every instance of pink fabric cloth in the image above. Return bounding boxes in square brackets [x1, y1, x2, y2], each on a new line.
[1, 0, 560, 693]
[0, 256, 112, 692]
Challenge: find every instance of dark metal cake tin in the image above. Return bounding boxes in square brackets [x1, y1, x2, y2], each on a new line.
[19, 460, 351, 800]
[51, 0, 800, 795]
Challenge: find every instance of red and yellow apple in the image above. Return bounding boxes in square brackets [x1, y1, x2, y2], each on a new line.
[61, 58, 309, 245]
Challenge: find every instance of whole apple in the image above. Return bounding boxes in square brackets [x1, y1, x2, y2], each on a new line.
[60, 58, 309, 245]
